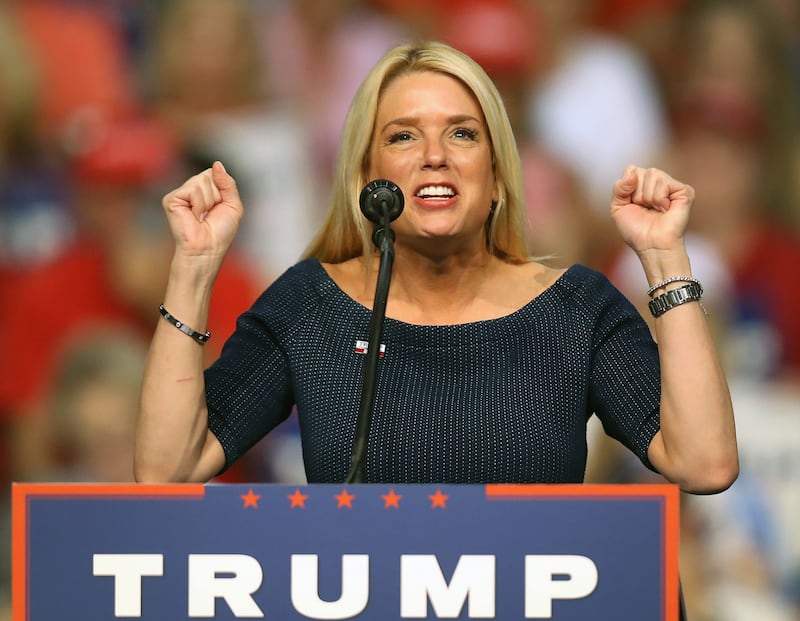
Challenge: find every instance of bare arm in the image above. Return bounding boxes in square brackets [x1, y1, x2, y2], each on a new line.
[610, 166, 738, 494]
[134, 162, 243, 483]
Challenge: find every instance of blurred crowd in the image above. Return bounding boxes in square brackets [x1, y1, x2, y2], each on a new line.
[0, 0, 799, 619]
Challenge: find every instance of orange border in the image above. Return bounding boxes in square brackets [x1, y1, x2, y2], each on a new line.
[12, 483, 679, 621]
[486, 483, 680, 621]
[11, 483, 205, 621]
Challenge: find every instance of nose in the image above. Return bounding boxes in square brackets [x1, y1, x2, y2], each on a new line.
[421, 138, 448, 170]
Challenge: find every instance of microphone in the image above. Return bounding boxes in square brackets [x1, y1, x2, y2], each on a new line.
[346, 180, 404, 484]
[359, 179, 404, 225]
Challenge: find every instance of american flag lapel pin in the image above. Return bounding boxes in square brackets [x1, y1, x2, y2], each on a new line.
[355, 339, 386, 357]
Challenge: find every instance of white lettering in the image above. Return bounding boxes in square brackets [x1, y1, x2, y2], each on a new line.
[92, 553, 164, 617]
[291, 554, 369, 619]
[188, 554, 264, 618]
[92, 552, 605, 619]
[524, 555, 598, 618]
[400, 554, 495, 618]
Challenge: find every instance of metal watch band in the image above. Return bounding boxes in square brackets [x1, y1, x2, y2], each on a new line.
[648, 282, 703, 318]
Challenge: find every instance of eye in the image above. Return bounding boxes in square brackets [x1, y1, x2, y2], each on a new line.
[387, 131, 414, 144]
[453, 127, 478, 140]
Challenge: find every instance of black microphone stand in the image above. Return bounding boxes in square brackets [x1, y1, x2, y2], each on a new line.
[679, 581, 688, 621]
[346, 203, 396, 484]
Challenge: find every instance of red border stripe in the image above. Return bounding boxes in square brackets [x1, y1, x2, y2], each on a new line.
[485, 483, 681, 621]
[12, 483, 205, 621]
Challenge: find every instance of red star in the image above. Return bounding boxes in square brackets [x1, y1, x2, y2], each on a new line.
[241, 488, 261, 509]
[429, 489, 449, 509]
[288, 488, 309, 509]
[382, 488, 402, 509]
[335, 489, 355, 509]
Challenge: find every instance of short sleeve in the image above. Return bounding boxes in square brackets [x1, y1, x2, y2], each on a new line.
[205, 297, 295, 473]
[586, 280, 661, 471]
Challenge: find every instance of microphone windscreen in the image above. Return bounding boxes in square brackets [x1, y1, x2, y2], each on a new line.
[359, 179, 404, 224]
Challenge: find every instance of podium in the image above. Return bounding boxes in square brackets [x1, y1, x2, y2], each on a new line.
[12, 483, 679, 620]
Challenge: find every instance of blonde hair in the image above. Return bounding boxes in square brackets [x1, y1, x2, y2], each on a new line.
[302, 41, 530, 263]
[0, 9, 39, 153]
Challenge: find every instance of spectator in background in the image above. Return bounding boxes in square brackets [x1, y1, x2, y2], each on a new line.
[0, 10, 42, 617]
[589, 0, 686, 97]
[0, 17, 70, 593]
[12, 0, 139, 144]
[0, 0, 144, 274]
[757, 0, 800, 109]
[522, 0, 669, 185]
[522, 0, 669, 267]
[144, 0, 268, 143]
[663, 0, 800, 382]
[681, 383, 800, 621]
[44, 328, 148, 483]
[0, 0, 146, 402]
[667, 0, 799, 221]
[145, 0, 325, 279]
[0, 5, 39, 313]
[0, 116, 263, 483]
[0, 4, 73, 279]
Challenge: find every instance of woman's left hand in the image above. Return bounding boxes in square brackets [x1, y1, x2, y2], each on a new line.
[610, 165, 694, 256]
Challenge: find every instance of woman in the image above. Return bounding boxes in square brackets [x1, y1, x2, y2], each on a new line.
[134, 41, 738, 493]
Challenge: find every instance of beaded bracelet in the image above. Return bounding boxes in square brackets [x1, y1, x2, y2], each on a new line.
[646, 276, 703, 298]
[159, 304, 211, 345]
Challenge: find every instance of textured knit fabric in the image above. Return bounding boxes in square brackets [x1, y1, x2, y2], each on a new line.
[205, 258, 661, 484]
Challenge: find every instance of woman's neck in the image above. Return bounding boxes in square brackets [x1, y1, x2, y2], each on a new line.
[389, 249, 494, 311]
[323, 249, 552, 326]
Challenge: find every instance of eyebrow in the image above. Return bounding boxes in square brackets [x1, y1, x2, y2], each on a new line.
[379, 114, 482, 134]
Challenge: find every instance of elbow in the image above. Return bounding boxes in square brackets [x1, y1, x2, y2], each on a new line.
[680, 454, 740, 495]
[133, 463, 172, 484]
[133, 431, 209, 483]
[133, 456, 190, 484]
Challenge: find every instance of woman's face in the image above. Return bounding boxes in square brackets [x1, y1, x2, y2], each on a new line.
[367, 71, 497, 255]
[686, 6, 766, 101]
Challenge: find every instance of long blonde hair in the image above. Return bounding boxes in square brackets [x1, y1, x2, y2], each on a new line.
[302, 40, 530, 263]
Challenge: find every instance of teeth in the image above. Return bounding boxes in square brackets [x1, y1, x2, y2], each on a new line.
[416, 185, 454, 198]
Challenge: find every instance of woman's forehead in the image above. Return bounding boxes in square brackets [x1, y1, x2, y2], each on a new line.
[375, 71, 483, 120]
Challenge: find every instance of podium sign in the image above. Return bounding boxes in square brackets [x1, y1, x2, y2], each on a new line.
[13, 483, 679, 620]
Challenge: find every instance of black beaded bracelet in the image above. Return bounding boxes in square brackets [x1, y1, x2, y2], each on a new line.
[158, 304, 211, 345]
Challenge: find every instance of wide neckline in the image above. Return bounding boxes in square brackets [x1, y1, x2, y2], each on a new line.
[304, 258, 582, 332]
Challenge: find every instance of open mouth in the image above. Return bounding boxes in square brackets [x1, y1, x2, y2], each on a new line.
[415, 185, 456, 200]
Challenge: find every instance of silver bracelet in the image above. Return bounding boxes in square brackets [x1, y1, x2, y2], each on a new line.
[159, 304, 211, 345]
[648, 283, 704, 317]
[646, 276, 703, 298]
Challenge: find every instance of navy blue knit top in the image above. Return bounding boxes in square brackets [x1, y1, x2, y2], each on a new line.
[205, 258, 661, 484]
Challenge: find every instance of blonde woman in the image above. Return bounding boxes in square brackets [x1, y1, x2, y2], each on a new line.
[135, 41, 737, 494]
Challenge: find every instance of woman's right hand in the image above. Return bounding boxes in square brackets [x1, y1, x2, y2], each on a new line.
[162, 161, 244, 260]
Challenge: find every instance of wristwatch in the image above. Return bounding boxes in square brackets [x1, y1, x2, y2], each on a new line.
[648, 282, 703, 318]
